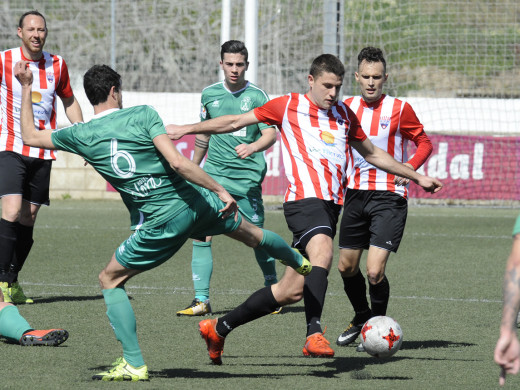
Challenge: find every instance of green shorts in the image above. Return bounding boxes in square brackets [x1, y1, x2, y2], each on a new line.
[235, 194, 265, 228]
[115, 189, 242, 271]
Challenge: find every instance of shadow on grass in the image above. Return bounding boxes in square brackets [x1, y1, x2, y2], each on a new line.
[28, 295, 105, 304]
[401, 340, 475, 349]
[213, 305, 305, 316]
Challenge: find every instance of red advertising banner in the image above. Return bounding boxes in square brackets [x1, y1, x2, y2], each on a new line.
[108, 134, 520, 201]
[408, 134, 520, 200]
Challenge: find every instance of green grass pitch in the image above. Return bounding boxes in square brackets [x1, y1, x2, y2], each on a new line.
[1, 200, 516, 389]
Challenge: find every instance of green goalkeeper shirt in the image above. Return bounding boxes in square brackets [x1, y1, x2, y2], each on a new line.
[200, 81, 272, 198]
[51, 105, 198, 230]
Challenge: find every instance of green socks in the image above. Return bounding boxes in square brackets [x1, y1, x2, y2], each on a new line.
[259, 229, 302, 269]
[192, 241, 213, 301]
[253, 248, 277, 286]
[103, 287, 145, 368]
[0, 305, 31, 341]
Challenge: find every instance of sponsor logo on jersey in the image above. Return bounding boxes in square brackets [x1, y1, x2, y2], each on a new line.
[240, 96, 252, 112]
[200, 103, 207, 119]
[380, 116, 391, 130]
[211, 100, 220, 107]
[320, 130, 335, 145]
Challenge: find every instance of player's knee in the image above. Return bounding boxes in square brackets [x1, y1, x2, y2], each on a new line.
[337, 259, 358, 276]
[366, 270, 385, 285]
[98, 269, 115, 289]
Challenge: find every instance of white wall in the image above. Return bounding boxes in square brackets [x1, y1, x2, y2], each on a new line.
[59, 91, 520, 135]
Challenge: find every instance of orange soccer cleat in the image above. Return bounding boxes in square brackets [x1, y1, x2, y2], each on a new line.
[302, 330, 335, 358]
[199, 319, 225, 365]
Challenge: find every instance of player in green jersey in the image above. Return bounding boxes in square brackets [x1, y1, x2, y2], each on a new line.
[15, 62, 311, 382]
[177, 40, 279, 316]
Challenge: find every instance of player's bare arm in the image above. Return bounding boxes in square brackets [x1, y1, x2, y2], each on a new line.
[152, 133, 238, 220]
[166, 110, 260, 140]
[192, 134, 210, 165]
[61, 95, 84, 123]
[235, 126, 276, 159]
[14, 60, 56, 150]
[351, 137, 442, 193]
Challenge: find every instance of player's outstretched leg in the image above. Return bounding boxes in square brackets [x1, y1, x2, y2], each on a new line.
[0, 302, 68, 346]
[20, 329, 68, 346]
[259, 230, 312, 276]
[198, 286, 281, 364]
[199, 318, 225, 365]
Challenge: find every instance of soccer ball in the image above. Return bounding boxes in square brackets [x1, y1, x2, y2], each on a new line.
[360, 316, 403, 358]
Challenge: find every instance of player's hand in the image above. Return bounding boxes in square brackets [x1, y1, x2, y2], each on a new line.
[495, 331, 520, 386]
[395, 163, 413, 186]
[13, 61, 33, 86]
[416, 175, 442, 193]
[216, 190, 239, 221]
[165, 124, 189, 140]
[235, 143, 256, 159]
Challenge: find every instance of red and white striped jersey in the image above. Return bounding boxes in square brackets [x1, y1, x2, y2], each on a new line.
[344, 94, 432, 198]
[254, 93, 366, 205]
[0, 47, 74, 160]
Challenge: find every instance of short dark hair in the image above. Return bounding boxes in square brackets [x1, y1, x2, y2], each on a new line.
[358, 47, 386, 73]
[220, 40, 248, 62]
[83, 65, 122, 106]
[18, 10, 47, 29]
[309, 54, 345, 79]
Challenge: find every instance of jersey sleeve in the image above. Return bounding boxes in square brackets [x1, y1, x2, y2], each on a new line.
[56, 58, 74, 99]
[144, 106, 167, 139]
[51, 124, 82, 154]
[344, 105, 367, 143]
[400, 102, 433, 170]
[253, 95, 290, 127]
[256, 90, 273, 131]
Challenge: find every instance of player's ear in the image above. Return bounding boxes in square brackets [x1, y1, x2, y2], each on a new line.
[17, 27, 23, 39]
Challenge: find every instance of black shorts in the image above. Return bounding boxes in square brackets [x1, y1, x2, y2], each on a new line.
[283, 197, 342, 256]
[339, 189, 408, 252]
[0, 151, 52, 205]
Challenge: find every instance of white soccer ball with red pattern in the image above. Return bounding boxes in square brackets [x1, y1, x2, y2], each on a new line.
[360, 316, 403, 358]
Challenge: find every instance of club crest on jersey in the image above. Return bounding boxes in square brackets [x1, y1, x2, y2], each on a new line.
[46, 72, 54, 83]
[240, 97, 252, 112]
[380, 116, 391, 129]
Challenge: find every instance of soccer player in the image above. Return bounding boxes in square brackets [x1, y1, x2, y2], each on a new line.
[176, 40, 279, 317]
[0, 287, 68, 346]
[494, 214, 520, 386]
[0, 10, 83, 304]
[336, 47, 433, 350]
[15, 63, 310, 381]
[167, 54, 442, 363]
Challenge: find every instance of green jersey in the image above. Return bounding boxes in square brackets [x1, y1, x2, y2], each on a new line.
[200, 81, 271, 197]
[51, 105, 199, 230]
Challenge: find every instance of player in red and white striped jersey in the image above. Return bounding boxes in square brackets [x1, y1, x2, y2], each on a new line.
[167, 54, 441, 361]
[336, 47, 433, 349]
[0, 11, 83, 304]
